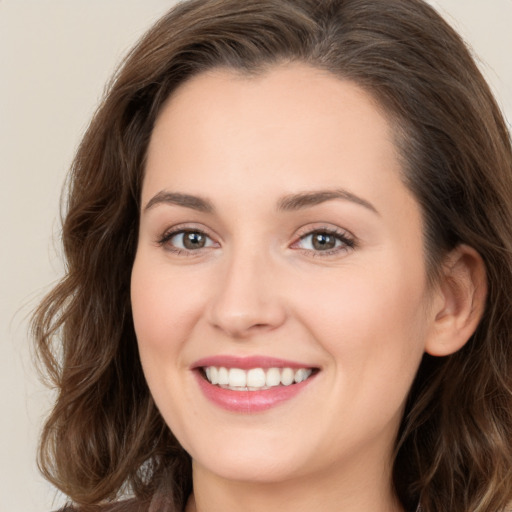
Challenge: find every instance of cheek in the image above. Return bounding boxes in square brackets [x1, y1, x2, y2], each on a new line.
[130, 254, 205, 430]
[130, 258, 199, 399]
[131, 254, 206, 350]
[293, 257, 430, 380]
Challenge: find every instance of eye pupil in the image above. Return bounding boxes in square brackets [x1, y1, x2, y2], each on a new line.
[183, 231, 206, 249]
[312, 232, 336, 250]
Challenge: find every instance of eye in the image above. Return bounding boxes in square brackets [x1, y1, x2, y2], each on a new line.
[294, 228, 355, 256]
[158, 229, 217, 253]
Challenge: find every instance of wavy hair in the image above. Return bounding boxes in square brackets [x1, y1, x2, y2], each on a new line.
[32, 1, 512, 511]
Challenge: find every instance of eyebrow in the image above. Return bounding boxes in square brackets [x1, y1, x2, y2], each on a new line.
[144, 191, 214, 213]
[143, 188, 378, 215]
[276, 189, 379, 215]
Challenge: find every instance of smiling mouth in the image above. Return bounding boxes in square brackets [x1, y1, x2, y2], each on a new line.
[201, 366, 317, 391]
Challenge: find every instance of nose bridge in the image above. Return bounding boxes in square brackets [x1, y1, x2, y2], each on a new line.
[207, 238, 286, 338]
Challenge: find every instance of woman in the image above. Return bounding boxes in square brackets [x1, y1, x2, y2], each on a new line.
[32, 0, 512, 511]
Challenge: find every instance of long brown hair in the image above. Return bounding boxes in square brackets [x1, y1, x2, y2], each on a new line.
[33, 1, 512, 511]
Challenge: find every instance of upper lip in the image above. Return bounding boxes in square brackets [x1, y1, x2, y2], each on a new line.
[191, 355, 317, 370]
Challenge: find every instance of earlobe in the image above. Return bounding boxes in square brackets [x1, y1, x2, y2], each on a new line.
[425, 244, 487, 357]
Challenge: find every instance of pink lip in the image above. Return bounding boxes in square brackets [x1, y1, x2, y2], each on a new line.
[191, 355, 318, 413]
[192, 355, 313, 370]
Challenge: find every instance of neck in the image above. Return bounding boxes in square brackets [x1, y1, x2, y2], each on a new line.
[186, 454, 404, 512]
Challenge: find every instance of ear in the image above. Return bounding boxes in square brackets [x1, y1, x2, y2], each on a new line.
[425, 244, 487, 357]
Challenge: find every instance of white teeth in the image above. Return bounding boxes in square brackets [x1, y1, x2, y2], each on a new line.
[266, 367, 281, 387]
[247, 368, 266, 387]
[228, 368, 246, 387]
[217, 367, 229, 385]
[203, 366, 313, 390]
[208, 366, 218, 385]
[294, 368, 309, 383]
[280, 367, 295, 386]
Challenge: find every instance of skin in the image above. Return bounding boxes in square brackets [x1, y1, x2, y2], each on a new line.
[131, 63, 485, 512]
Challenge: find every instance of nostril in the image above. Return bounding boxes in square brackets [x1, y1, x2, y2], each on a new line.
[208, 299, 287, 338]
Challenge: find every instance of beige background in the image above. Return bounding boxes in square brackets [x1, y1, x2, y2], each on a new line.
[1, 1, 510, 511]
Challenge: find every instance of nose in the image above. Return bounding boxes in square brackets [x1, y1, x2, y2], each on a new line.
[206, 247, 287, 339]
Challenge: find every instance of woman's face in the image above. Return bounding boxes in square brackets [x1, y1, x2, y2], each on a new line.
[131, 64, 437, 486]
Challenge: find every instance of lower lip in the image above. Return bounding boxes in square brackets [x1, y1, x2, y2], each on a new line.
[194, 371, 316, 413]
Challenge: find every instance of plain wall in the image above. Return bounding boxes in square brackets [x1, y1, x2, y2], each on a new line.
[1, 1, 510, 511]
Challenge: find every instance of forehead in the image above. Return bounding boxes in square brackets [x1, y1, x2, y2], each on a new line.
[149, 63, 394, 164]
[143, 63, 417, 223]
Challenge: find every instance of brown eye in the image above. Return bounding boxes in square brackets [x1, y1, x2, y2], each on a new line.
[161, 230, 216, 252]
[182, 231, 207, 249]
[311, 232, 337, 250]
[295, 229, 355, 255]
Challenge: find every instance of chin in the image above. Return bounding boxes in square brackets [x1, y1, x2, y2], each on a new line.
[194, 453, 309, 484]
[182, 428, 317, 484]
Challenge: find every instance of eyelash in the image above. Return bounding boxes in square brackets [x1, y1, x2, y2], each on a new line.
[156, 226, 216, 257]
[293, 226, 356, 257]
[156, 225, 356, 258]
